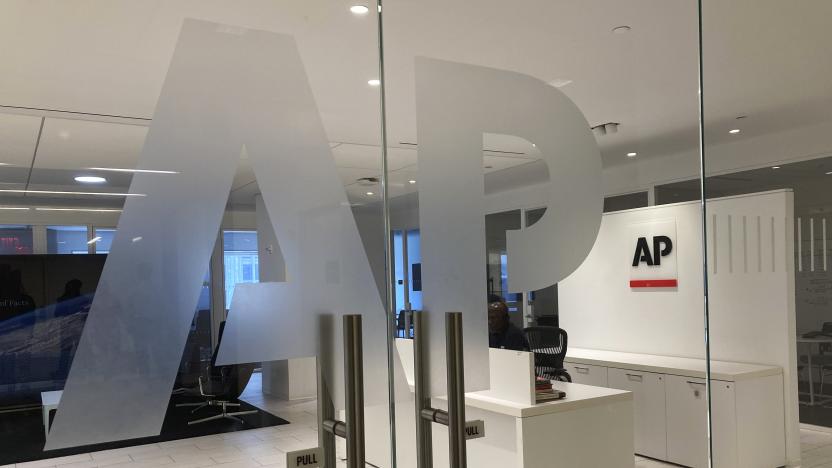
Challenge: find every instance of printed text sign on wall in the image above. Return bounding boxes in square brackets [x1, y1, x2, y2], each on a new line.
[629, 219, 678, 288]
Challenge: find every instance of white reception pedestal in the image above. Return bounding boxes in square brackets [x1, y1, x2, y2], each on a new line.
[361, 342, 635, 468]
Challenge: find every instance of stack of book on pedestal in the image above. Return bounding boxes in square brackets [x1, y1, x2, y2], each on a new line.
[535, 377, 566, 403]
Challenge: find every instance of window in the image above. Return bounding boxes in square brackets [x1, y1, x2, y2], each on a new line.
[46, 226, 89, 254]
[93, 228, 116, 254]
[0, 225, 34, 255]
[223, 230, 259, 307]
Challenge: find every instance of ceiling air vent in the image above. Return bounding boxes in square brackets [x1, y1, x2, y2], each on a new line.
[356, 177, 379, 186]
[591, 122, 619, 137]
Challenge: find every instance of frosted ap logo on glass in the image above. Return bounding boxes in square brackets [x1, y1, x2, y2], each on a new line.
[46, 19, 393, 450]
[47, 19, 603, 450]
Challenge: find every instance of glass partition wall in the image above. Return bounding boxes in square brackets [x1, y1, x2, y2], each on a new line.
[0, 1, 393, 465]
[700, 1, 832, 467]
[3, 0, 818, 467]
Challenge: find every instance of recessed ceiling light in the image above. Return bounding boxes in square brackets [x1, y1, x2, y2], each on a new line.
[826, 171, 832, 175]
[729, 129, 741, 134]
[366, 191, 375, 196]
[0, 163, 10, 166]
[627, 152, 638, 157]
[87, 167, 179, 174]
[350, 5, 369, 14]
[368, 79, 381, 86]
[612, 25, 632, 34]
[408, 180, 416, 184]
[772, 166, 781, 170]
[548, 78, 573, 88]
[0, 206, 30, 211]
[74, 176, 107, 184]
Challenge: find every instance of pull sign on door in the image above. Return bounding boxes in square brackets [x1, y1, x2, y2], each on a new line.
[629, 219, 678, 288]
[465, 420, 486, 440]
[286, 447, 323, 468]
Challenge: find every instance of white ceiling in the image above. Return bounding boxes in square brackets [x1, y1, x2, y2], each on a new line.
[0, 0, 830, 208]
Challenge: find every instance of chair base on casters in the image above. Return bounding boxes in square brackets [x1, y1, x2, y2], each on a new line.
[176, 400, 258, 425]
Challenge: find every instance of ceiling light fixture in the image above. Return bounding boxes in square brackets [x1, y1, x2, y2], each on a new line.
[826, 171, 832, 175]
[74, 176, 107, 184]
[0, 206, 30, 210]
[548, 78, 573, 88]
[87, 167, 179, 174]
[350, 4, 369, 14]
[366, 191, 375, 196]
[612, 25, 632, 34]
[729, 129, 741, 134]
[772, 166, 781, 170]
[368, 79, 381, 86]
[408, 179, 416, 184]
[627, 152, 638, 158]
[87, 236, 102, 245]
[35, 207, 123, 213]
[0, 189, 144, 197]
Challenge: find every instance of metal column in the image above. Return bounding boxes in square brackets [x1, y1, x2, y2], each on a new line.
[344, 315, 366, 468]
[318, 314, 366, 468]
[413, 312, 432, 468]
[413, 311, 469, 468]
[445, 312, 467, 468]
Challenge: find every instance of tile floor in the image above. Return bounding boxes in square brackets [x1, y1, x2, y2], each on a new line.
[6, 375, 832, 468]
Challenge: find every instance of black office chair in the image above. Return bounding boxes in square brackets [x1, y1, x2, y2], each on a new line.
[176, 321, 258, 425]
[524, 326, 571, 382]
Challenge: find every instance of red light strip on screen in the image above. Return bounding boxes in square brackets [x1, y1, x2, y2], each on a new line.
[630, 279, 678, 288]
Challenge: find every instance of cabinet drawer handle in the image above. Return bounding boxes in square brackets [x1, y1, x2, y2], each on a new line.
[686, 380, 706, 386]
[626, 373, 643, 382]
[574, 366, 590, 373]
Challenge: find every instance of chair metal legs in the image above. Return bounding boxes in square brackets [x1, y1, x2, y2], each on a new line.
[176, 400, 257, 424]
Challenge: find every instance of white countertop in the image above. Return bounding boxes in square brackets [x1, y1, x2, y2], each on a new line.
[431, 381, 632, 419]
[462, 381, 632, 418]
[565, 348, 782, 382]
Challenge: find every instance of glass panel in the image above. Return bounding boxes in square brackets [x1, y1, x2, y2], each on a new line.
[0, 1, 391, 464]
[604, 191, 649, 213]
[46, 225, 89, 254]
[702, 3, 828, 464]
[93, 228, 116, 254]
[222, 230, 259, 307]
[384, 0, 704, 465]
[0, 225, 33, 254]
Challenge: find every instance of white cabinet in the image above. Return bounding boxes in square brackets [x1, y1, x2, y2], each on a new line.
[564, 362, 607, 387]
[565, 350, 785, 468]
[665, 376, 740, 468]
[665, 375, 711, 468]
[607, 368, 667, 460]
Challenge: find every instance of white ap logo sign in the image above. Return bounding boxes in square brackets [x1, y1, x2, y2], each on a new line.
[46, 19, 602, 449]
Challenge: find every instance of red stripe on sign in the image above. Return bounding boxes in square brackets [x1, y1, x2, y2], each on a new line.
[630, 279, 678, 288]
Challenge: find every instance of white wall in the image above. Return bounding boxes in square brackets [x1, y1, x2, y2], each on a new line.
[558, 189, 799, 464]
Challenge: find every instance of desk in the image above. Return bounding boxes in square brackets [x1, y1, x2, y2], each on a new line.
[40, 390, 62, 439]
[368, 342, 634, 467]
[797, 336, 832, 406]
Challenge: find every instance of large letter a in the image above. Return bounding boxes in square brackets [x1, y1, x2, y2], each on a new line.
[46, 19, 393, 449]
